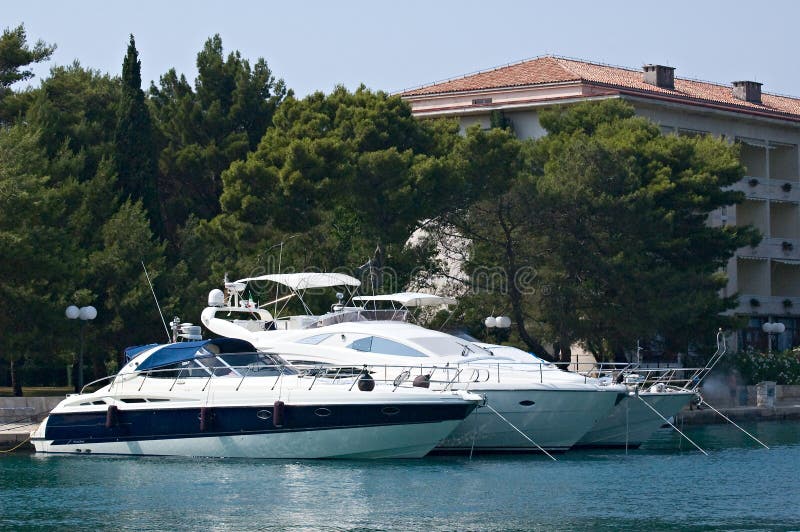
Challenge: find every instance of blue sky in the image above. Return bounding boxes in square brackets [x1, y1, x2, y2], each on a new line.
[6, 0, 800, 98]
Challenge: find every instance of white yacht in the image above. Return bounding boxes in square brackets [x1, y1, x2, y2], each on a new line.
[477, 345, 697, 448]
[200, 274, 626, 452]
[31, 338, 481, 459]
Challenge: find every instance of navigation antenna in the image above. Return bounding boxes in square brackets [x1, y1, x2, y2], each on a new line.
[141, 260, 171, 342]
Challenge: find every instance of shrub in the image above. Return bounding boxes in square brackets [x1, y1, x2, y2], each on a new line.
[734, 349, 800, 385]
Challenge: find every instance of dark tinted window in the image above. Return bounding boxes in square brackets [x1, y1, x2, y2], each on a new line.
[347, 336, 426, 357]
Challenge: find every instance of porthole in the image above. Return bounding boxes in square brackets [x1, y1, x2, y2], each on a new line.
[315, 408, 332, 417]
[256, 409, 272, 420]
[519, 400, 535, 406]
[381, 406, 400, 416]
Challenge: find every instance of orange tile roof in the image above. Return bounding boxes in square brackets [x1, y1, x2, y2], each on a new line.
[401, 56, 800, 121]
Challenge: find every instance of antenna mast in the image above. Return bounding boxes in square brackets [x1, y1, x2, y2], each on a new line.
[141, 261, 171, 342]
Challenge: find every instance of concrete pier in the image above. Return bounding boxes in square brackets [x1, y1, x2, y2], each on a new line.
[676, 404, 800, 425]
[0, 397, 63, 452]
[677, 383, 800, 425]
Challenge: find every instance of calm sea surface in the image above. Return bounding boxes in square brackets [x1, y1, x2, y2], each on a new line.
[2, 421, 799, 531]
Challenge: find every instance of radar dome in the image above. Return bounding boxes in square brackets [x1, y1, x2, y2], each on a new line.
[208, 289, 225, 307]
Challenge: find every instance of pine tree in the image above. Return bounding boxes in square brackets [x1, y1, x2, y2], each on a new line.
[0, 24, 55, 124]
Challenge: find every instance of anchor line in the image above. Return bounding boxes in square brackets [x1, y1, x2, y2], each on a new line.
[636, 394, 708, 456]
[699, 399, 770, 450]
[483, 403, 557, 461]
[469, 404, 480, 461]
[625, 392, 630, 455]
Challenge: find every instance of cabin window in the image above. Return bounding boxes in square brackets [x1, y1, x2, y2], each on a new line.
[349, 336, 373, 352]
[347, 336, 426, 357]
[297, 334, 333, 345]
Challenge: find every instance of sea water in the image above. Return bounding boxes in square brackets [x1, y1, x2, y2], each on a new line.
[2, 421, 799, 531]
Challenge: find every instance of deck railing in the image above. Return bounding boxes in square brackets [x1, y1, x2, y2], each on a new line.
[77, 350, 720, 399]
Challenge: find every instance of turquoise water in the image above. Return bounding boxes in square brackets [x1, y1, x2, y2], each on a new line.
[2, 421, 799, 531]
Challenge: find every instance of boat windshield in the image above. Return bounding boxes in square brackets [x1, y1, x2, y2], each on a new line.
[145, 351, 297, 378]
[217, 352, 298, 376]
[312, 309, 409, 328]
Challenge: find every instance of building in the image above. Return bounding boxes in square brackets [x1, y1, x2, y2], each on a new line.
[400, 56, 800, 351]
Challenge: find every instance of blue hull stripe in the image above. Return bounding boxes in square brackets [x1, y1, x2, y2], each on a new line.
[42, 403, 474, 446]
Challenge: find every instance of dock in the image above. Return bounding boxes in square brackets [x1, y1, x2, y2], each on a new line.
[0, 397, 63, 452]
[676, 403, 800, 425]
[0, 422, 38, 452]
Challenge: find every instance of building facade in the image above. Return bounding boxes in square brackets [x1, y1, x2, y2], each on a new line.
[400, 56, 800, 351]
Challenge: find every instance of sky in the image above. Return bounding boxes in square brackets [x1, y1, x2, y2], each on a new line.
[6, 0, 800, 99]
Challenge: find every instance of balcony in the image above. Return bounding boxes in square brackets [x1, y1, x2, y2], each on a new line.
[739, 238, 800, 261]
[770, 179, 800, 203]
[734, 295, 800, 316]
[728, 178, 800, 203]
[729, 178, 771, 200]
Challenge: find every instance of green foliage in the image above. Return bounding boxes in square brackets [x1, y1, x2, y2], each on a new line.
[439, 100, 757, 361]
[0, 33, 769, 388]
[0, 124, 77, 393]
[0, 57, 171, 391]
[149, 35, 288, 238]
[214, 86, 460, 290]
[25, 62, 120, 181]
[0, 24, 55, 123]
[115, 35, 160, 235]
[734, 350, 800, 385]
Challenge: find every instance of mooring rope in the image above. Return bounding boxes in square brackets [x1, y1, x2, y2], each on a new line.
[699, 399, 769, 449]
[636, 394, 708, 456]
[0, 435, 32, 454]
[484, 403, 557, 461]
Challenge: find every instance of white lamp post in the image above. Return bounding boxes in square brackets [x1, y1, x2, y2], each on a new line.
[66, 305, 97, 391]
[762, 320, 785, 354]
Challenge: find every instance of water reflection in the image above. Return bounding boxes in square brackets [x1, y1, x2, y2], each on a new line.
[3, 421, 799, 531]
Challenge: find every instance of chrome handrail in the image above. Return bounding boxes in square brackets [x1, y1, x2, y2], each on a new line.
[79, 374, 117, 394]
[100, 352, 720, 395]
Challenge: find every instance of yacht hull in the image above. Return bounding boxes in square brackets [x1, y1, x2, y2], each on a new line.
[31, 401, 474, 459]
[435, 387, 622, 452]
[574, 391, 695, 448]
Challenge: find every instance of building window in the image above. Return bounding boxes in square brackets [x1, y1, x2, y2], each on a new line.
[768, 142, 799, 181]
[736, 137, 768, 178]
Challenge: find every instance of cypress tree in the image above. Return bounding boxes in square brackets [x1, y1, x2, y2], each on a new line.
[114, 35, 161, 236]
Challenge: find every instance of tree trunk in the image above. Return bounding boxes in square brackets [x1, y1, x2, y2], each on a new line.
[510, 300, 551, 360]
[557, 337, 572, 366]
[497, 200, 552, 361]
[72, 359, 80, 394]
[10, 357, 23, 397]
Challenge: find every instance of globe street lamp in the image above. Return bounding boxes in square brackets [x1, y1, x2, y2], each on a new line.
[485, 316, 511, 329]
[66, 305, 97, 392]
[485, 315, 511, 342]
[762, 320, 785, 354]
